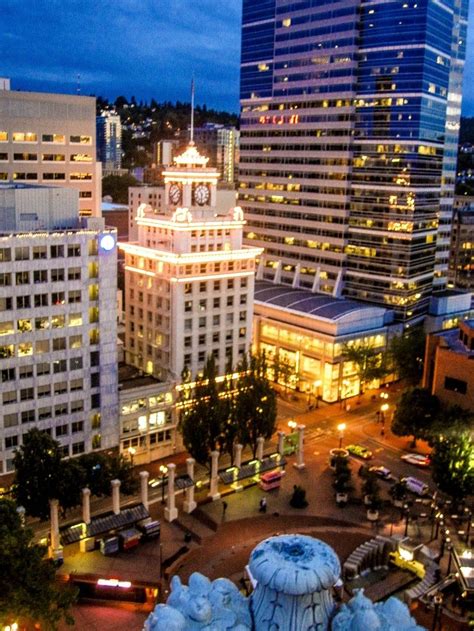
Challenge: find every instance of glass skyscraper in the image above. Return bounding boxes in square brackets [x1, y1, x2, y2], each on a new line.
[239, 0, 468, 322]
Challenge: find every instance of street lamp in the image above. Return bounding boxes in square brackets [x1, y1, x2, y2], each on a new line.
[404, 503, 410, 537]
[288, 419, 297, 431]
[159, 464, 168, 505]
[380, 403, 389, 423]
[127, 446, 136, 467]
[431, 592, 443, 631]
[337, 423, 346, 449]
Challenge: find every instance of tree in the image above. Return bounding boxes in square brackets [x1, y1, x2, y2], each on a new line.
[342, 341, 388, 395]
[391, 388, 440, 447]
[102, 174, 138, 204]
[234, 352, 277, 457]
[0, 499, 77, 629]
[362, 472, 383, 511]
[431, 431, 474, 506]
[389, 327, 426, 385]
[180, 355, 227, 467]
[217, 367, 239, 464]
[272, 352, 297, 394]
[13, 429, 66, 520]
[333, 456, 352, 495]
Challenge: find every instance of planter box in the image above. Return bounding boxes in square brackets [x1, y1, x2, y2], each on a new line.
[367, 509, 379, 522]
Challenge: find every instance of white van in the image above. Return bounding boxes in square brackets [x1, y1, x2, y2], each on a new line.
[402, 476, 430, 496]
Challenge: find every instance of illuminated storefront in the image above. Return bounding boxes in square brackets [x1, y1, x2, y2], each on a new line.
[253, 281, 400, 402]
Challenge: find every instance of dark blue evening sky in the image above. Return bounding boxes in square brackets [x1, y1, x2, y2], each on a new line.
[2, 0, 474, 115]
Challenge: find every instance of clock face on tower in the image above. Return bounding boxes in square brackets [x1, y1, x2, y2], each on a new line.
[168, 184, 182, 205]
[194, 183, 210, 206]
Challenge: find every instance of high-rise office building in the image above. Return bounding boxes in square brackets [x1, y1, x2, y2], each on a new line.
[0, 183, 118, 478]
[120, 142, 262, 380]
[240, 0, 468, 323]
[0, 84, 101, 217]
[96, 111, 122, 170]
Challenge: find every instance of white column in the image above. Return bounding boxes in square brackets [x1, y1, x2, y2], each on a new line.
[82, 488, 91, 525]
[234, 443, 243, 469]
[294, 424, 306, 470]
[233, 443, 244, 491]
[49, 499, 62, 560]
[183, 458, 197, 514]
[208, 450, 221, 501]
[256, 436, 265, 461]
[164, 463, 178, 522]
[140, 471, 149, 511]
[111, 479, 121, 515]
[277, 431, 286, 457]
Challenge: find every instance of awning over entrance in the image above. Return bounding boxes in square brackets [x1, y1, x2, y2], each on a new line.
[60, 502, 149, 545]
[219, 453, 286, 485]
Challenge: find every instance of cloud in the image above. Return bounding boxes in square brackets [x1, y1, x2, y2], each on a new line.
[1, 0, 242, 111]
[2, 0, 474, 115]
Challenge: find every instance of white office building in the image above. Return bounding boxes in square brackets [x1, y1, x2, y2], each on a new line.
[0, 84, 101, 217]
[0, 184, 118, 478]
[120, 142, 263, 380]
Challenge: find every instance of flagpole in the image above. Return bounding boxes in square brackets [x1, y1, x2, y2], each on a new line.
[190, 78, 195, 144]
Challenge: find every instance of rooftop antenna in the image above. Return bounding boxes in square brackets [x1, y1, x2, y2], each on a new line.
[190, 77, 195, 144]
[76, 74, 81, 95]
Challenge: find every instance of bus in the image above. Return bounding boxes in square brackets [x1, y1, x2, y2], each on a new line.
[259, 470, 285, 491]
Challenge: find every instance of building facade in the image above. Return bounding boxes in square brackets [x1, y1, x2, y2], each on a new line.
[0, 184, 118, 478]
[253, 280, 399, 402]
[120, 142, 262, 380]
[448, 197, 474, 291]
[239, 0, 468, 323]
[128, 185, 166, 242]
[0, 85, 101, 217]
[118, 363, 178, 466]
[96, 111, 122, 170]
[187, 124, 239, 185]
[423, 320, 474, 411]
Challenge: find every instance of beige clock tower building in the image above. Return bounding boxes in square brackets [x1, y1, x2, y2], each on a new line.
[120, 142, 263, 380]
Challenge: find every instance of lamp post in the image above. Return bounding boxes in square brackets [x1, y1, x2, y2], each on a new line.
[288, 419, 297, 431]
[127, 446, 136, 467]
[465, 508, 472, 544]
[431, 593, 443, 631]
[446, 542, 453, 575]
[380, 403, 389, 423]
[337, 422, 346, 450]
[159, 464, 168, 505]
[404, 503, 410, 537]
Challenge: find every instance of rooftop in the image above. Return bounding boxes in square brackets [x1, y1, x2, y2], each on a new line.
[118, 362, 163, 390]
[254, 281, 389, 322]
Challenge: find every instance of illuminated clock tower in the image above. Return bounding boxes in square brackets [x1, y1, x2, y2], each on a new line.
[120, 141, 263, 380]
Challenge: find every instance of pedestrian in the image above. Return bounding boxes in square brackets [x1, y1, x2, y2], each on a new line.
[259, 498, 267, 513]
[222, 500, 228, 515]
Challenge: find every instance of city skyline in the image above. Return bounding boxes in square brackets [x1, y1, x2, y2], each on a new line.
[2, 0, 474, 115]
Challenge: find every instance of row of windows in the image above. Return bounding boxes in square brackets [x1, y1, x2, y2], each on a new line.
[2, 378, 84, 405]
[0, 172, 93, 182]
[0, 291, 86, 311]
[0, 132, 92, 144]
[3, 402, 85, 429]
[0, 244, 81, 261]
[184, 278, 248, 294]
[122, 429, 172, 450]
[2, 435, 86, 457]
[0, 153, 93, 162]
[0, 329, 99, 356]
[0, 267, 81, 286]
[0, 317, 84, 336]
[0, 356, 85, 382]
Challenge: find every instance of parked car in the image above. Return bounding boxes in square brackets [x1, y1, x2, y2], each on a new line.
[401, 453, 430, 467]
[369, 465, 391, 480]
[401, 476, 430, 496]
[346, 444, 373, 460]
